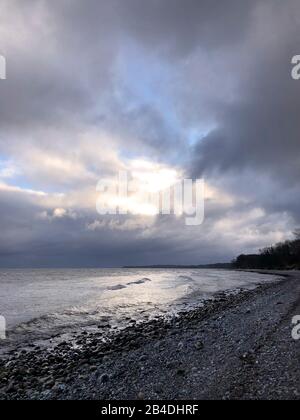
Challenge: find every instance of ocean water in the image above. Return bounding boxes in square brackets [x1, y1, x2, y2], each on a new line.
[0, 268, 280, 349]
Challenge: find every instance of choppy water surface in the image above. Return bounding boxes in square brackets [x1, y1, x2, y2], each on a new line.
[0, 268, 280, 349]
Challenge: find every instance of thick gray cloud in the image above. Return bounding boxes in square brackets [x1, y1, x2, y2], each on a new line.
[191, 0, 300, 223]
[0, 0, 260, 127]
[0, 0, 299, 267]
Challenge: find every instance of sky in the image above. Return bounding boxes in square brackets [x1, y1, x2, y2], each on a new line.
[0, 0, 299, 267]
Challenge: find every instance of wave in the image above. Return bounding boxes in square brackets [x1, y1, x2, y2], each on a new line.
[127, 277, 152, 286]
[107, 284, 127, 291]
[106, 277, 152, 291]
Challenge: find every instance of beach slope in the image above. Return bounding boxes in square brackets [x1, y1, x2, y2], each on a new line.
[0, 271, 299, 400]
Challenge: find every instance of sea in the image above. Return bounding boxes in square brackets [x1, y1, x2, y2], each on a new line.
[0, 268, 280, 352]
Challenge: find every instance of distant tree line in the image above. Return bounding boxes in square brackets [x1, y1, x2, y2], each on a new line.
[233, 230, 300, 270]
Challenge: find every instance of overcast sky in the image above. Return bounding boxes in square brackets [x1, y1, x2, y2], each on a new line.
[0, 0, 299, 267]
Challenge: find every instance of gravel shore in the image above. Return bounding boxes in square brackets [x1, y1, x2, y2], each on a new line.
[0, 271, 299, 400]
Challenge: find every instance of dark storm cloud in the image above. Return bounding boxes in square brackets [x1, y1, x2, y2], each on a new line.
[116, 0, 260, 55]
[50, 0, 259, 52]
[192, 46, 300, 181]
[191, 0, 300, 222]
[0, 0, 259, 130]
[0, 189, 229, 268]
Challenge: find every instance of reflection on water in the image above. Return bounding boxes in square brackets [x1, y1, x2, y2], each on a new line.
[0, 268, 280, 347]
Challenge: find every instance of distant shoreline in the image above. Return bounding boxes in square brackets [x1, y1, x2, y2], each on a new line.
[123, 263, 233, 269]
